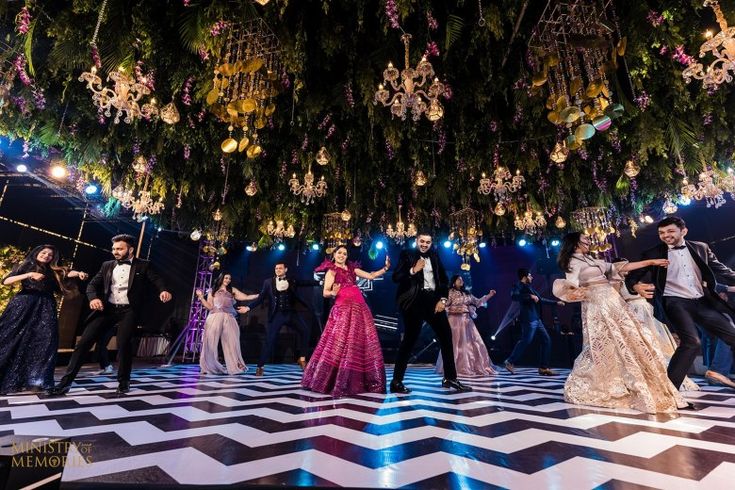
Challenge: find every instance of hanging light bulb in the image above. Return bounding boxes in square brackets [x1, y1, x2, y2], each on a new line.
[624, 160, 641, 178]
[315, 146, 330, 166]
[414, 170, 427, 187]
[340, 208, 352, 222]
[213, 208, 223, 221]
[549, 141, 569, 163]
[245, 181, 258, 196]
[494, 202, 506, 216]
[555, 215, 567, 228]
[190, 229, 202, 241]
[159, 100, 180, 124]
[662, 198, 679, 215]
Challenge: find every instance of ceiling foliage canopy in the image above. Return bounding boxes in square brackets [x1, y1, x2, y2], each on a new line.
[1, 0, 734, 246]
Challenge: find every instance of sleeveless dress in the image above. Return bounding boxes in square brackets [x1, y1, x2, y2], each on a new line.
[435, 289, 497, 376]
[302, 261, 386, 396]
[0, 263, 60, 393]
[199, 289, 247, 375]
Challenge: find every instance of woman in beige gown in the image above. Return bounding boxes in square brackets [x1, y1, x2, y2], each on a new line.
[196, 272, 257, 375]
[553, 233, 687, 414]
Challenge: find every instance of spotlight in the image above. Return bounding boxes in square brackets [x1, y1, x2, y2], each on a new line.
[679, 196, 692, 206]
[375, 241, 384, 250]
[479, 242, 487, 248]
[443, 240, 452, 249]
[277, 243, 286, 251]
[490, 335, 496, 341]
[550, 239, 560, 247]
[639, 214, 654, 224]
[311, 243, 320, 251]
[517, 238, 528, 247]
[16, 164, 28, 173]
[246, 242, 257, 252]
[84, 184, 98, 195]
[410, 241, 417, 249]
[50, 164, 67, 179]
[157, 226, 163, 232]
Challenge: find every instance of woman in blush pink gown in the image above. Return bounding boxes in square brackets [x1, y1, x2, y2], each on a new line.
[435, 275, 497, 376]
[302, 246, 390, 397]
[196, 272, 257, 375]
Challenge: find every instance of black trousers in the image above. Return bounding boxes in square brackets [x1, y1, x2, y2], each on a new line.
[393, 289, 457, 382]
[96, 325, 116, 369]
[64, 306, 137, 383]
[257, 310, 310, 367]
[664, 296, 735, 388]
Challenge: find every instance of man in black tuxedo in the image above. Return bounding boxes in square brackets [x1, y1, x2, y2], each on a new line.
[391, 232, 472, 393]
[50, 234, 171, 395]
[242, 261, 317, 376]
[626, 216, 735, 389]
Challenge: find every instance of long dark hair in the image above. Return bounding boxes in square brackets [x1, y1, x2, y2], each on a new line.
[212, 271, 234, 294]
[18, 244, 69, 292]
[557, 232, 582, 273]
[449, 274, 468, 293]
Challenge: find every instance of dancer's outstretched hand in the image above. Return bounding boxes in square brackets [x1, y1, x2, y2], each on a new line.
[160, 291, 172, 303]
[633, 282, 655, 299]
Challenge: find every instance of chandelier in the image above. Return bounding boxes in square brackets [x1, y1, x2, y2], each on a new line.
[513, 206, 547, 235]
[477, 166, 525, 202]
[571, 207, 615, 254]
[683, 1, 735, 89]
[386, 205, 417, 245]
[322, 212, 351, 253]
[266, 219, 295, 241]
[288, 164, 327, 204]
[79, 67, 158, 124]
[681, 164, 727, 208]
[529, 1, 625, 150]
[449, 208, 482, 270]
[112, 174, 164, 222]
[374, 33, 446, 122]
[206, 18, 283, 158]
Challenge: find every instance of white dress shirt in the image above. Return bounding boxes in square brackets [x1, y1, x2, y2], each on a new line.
[664, 242, 704, 299]
[275, 276, 289, 292]
[109, 262, 132, 305]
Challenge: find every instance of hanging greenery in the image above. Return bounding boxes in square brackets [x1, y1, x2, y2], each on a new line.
[0, 0, 734, 243]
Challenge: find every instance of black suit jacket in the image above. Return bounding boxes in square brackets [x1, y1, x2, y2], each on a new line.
[626, 240, 735, 313]
[86, 258, 168, 318]
[247, 276, 318, 322]
[392, 249, 449, 311]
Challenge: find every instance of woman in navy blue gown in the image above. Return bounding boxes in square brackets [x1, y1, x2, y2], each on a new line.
[0, 245, 87, 394]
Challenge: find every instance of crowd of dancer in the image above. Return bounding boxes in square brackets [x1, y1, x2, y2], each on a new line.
[2, 217, 735, 416]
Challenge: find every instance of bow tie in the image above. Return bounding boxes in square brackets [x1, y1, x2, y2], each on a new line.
[276, 277, 287, 281]
[669, 245, 686, 251]
[116, 259, 132, 266]
[419, 253, 431, 259]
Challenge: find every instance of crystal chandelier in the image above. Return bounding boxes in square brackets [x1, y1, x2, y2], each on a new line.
[514, 206, 547, 235]
[477, 166, 525, 201]
[662, 197, 679, 215]
[79, 67, 158, 124]
[288, 165, 327, 204]
[112, 174, 164, 222]
[374, 33, 446, 122]
[683, 1, 735, 89]
[386, 205, 417, 245]
[681, 165, 727, 208]
[322, 212, 351, 253]
[571, 207, 615, 254]
[449, 208, 482, 270]
[266, 219, 295, 241]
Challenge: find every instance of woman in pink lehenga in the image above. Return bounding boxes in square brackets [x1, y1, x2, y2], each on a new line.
[302, 246, 390, 397]
[436, 275, 497, 376]
[196, 272, 257, 375]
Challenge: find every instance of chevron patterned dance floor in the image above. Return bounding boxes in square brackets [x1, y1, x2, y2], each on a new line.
[2, 365, 735, 489]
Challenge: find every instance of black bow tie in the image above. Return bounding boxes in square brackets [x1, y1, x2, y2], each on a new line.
[669, 245, 686, 251]
[116, 260, 132, 265]
[276, 277, 287, 281]
[419, 252, 431, 259]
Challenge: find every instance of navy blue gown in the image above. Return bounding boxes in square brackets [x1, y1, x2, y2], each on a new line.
[0, 264, 60, 393]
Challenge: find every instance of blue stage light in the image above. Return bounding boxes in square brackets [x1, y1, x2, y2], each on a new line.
[518, 238, 528, 247]
[375, 241, 384, 250]
[550, 239, 560, 247]
[410, 241, 417, 248]
[311, 243, 320, 251]
[443, 240, 452, 249]
[479, 242, 487, 248]
[277, 243, 286, 251]
[16, 164, 28, 173]
[84, 184, 98, 195]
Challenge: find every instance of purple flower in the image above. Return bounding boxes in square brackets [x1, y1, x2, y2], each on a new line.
[672, 45, 694, 66]
[344, 82, 355, 108]
[424, 41, 440, 58]
[91, 45, 101, 69]
[385, 140, 395, 160]
[442, 82, 452, 100]
[659, 46, 669, 56]
[21, 139, 30, 159]
[385, 0, 400, 29]
[489, 120, 498, 133]
[198, 48, 209, 61]
[646, 10, 664, 27]
[634, 91, 650, 111]
[301, 133, 309, 151]
[426, 11, 438, 31]
[181, 77, 193, 106]
[183, 0, 191, 6]
[15, 6, 31, 35]
[578, 148, 588, 160]
[210, 20, 230, 37]
[13, 54, 31, 86]
[512, 106, 523, 125]
[703, 112, 713, 126]
[32, 87, 45, 110]
[318, 114, 331, 131]
[281, 70, 291, 90]
[183, 144, 191, 160]
[437, 127, 446, 155]
[327, 124, 336, 139]
[341, 135, 350, 152]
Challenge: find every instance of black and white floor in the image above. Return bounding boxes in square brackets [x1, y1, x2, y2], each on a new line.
[1, 364, 735, 489]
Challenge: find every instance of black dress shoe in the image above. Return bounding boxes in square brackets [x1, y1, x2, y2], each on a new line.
[389, 381, 411, 394]
[679, 402, 700, 411]
[47, 376, 73, 396]
[116, 381, 130, 395]
[442, 379, 473, 392]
